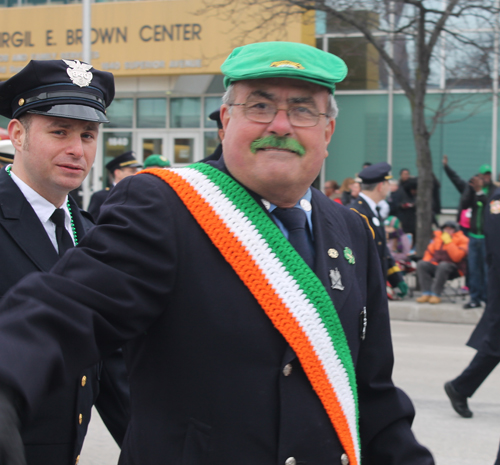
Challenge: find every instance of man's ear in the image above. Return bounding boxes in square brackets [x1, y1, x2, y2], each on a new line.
[8, 119, 24, 152]
[220, 105, 231, 132]
[323, 118, 335, 159]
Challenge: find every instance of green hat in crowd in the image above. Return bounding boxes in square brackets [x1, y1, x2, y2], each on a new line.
[221, 41, 348, 94]
[479, 164, 492, 174]
[143, 154, 170, 169]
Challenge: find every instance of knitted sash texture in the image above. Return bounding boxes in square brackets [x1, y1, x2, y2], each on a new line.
[145, 164, 360, 465]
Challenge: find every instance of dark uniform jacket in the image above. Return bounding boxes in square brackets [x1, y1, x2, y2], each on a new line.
[0, 168, 130, 465]
[467, 186, 500, 355]
[87, 187, 111, 221]
[0, 160, 433, 465]
[350, 194, 404, 288]
[460, 181, 496, 236]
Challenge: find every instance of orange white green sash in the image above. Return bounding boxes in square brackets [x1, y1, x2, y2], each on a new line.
[144, 163, 360, 465]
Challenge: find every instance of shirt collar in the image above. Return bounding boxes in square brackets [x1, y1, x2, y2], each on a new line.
[359, 192, 379, 217]
[9, 168, 70, 226]
[262, 187, 313, 233]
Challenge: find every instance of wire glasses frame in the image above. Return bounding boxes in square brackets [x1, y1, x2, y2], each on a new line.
[228, 102, 328, 128]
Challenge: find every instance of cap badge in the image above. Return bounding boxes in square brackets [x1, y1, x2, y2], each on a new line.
[270, 60, 304, 70]
[63, 60, 93, 87]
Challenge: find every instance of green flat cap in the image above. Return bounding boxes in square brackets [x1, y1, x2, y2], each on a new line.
[479, 164, 492, 174]
[143, 154, 170, 168]
[221, 41, 348, 94]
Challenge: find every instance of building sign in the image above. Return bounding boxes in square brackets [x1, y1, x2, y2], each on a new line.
[0, 0, 314, 79]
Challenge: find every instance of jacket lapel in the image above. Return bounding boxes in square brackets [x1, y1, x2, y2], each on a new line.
[312, 190, 355, 316]
[0, 169, 59, 271]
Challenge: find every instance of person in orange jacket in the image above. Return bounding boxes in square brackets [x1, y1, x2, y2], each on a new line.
[416, 221, 469, 304]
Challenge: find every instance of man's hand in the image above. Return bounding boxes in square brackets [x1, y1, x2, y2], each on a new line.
[470, 175, 484, 193]
[396, 281, 408, 298]
[443, 154, 448, 166]
[0, 384, 26, 465]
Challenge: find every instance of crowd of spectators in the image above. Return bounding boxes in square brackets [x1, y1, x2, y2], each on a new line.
[324, 159, 496, 307]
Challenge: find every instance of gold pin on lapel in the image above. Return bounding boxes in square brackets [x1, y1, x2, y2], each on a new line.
[328, 248, 339, 259]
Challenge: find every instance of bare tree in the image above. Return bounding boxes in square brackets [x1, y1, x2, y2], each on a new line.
[198, 0, 500, 255]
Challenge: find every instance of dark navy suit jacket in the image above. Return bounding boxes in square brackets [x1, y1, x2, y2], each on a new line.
[0, 161, 433, 465]
[0, 168, 129, 465]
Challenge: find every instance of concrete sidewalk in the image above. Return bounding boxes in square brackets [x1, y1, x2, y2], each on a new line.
[389, 297, 483, 325]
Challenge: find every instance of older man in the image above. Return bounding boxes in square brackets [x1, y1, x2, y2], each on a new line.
[0, 60, 129, 465]
[0, 42, 432, 465]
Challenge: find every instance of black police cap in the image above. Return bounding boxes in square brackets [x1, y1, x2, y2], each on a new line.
[0, 153, 13, 164]
[358, 162, 392, 184]
[209, 108, 222, 130]
[105, 151, 142, 172]
[0, 59, 114, 123]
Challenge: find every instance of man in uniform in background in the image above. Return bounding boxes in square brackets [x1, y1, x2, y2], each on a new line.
[350, 162, 408, 298]
[87, 150, 142, 220]
[202, 108, 224, 162]
[0, 150, 13, 170]
[0, 42, 431, 465]
[0, 59, 129, 465]
[445, 184, 500, 420]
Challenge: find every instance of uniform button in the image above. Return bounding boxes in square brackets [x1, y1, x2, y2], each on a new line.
[282, 363, 293, 376]
[81, 376, 87, 387]
[340, 453, 349, 465]
[378, 241, 382, 245]
[285, 458, 296, 465]
[75, 455, 80, 465]
[78, 414, 83, 425]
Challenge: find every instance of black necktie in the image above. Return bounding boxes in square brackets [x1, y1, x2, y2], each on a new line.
[375, 206, 382, 223]
[50, 208, 74, 257]
[273, 207, 314, 268]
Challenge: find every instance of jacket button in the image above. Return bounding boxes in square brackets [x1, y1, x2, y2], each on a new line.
[282, 363, 293, 376]
[285, 458, 296, 465]
[341, 453, 349, 465]
[75, 455, 80, 465]
[78, 413, 83, 425]
[81, 376, 87, 387]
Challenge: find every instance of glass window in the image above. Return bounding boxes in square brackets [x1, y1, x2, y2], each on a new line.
[105, 98, 133, 128]
[328, 36, 388, 90]
[445, 32, 494, 89]
[103, 132, 132, 166]
[325, 94, 389, 183]
[137, 98, 166, 128]
[173, 137, 195, 164]
[325, 8, 383, 34]
[204, 131, 219, 158]
[397, 35, 442, 89]
[142, 138, 163, 161]
[204, 97, 222, 129]
[170, 98, 201, 128]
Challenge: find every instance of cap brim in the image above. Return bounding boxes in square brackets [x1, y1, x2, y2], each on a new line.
[28, 104, 109, 123]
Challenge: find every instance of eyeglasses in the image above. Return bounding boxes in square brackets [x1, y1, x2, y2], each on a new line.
[229, 100, 328, 128]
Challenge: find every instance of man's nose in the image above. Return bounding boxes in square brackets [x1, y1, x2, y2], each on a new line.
[267, 108, 293, 136]
[67, 135, 84, 158]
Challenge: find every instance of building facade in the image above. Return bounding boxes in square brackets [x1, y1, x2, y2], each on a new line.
[0, 0, 498, 212]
